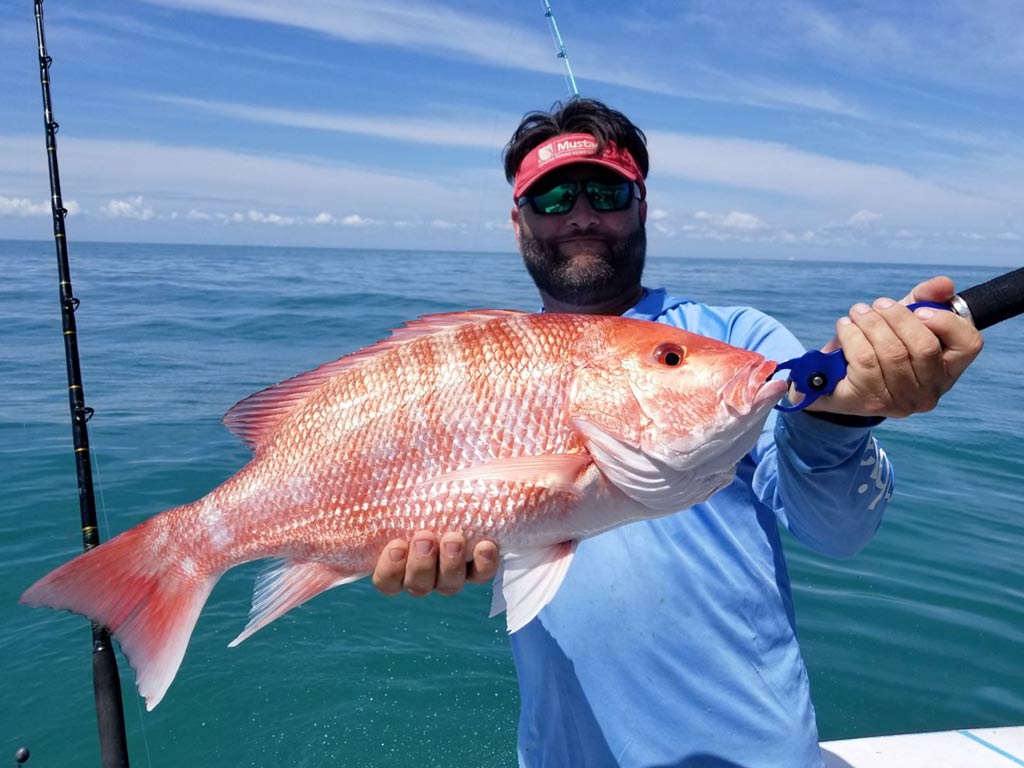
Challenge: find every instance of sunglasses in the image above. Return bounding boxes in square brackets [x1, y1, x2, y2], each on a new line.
[517, 179, 641, 216]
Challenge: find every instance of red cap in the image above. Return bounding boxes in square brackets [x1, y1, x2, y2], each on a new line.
[512, 132, 646, 200]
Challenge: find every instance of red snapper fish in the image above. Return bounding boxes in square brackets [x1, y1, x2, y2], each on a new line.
[22, 310, 787, 710]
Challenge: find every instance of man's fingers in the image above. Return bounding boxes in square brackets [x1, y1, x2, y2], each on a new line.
[466, 541, 500, 584]
[871, 298, 947, 408]
[913, 306, 984, 381]
[436, 532, 468, 596]
[371, 539, 409, 596]
[371, 533, 500, 597]
[404, 532, 440, 597]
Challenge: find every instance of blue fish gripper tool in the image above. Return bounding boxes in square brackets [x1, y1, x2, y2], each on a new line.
[773, 301, 956, 413]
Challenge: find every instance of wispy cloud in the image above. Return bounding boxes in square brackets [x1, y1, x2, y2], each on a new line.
[139, 0, 559, 75]
[675, 0, 1024, 93]
[646, 130, 1008, 224]
[695, 210, 768, 230]
[647, 206, 1020, 257]
[54, 7, 325, 69]
[0, 133, 500, 215]
[150, 95, 513, 149]
[0, 132, 512, 247]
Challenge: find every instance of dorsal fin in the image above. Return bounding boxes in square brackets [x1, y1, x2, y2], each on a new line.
[386, 309, 525, 343]
[222, 309, 527, 451]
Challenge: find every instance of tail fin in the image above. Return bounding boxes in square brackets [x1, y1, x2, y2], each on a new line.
[20, 514, 219, 710]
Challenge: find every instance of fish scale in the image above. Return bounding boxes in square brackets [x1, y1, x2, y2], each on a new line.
[22, 309, 786, 710]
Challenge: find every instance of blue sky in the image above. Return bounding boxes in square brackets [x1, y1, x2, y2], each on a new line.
[1, 0, 1022, 264]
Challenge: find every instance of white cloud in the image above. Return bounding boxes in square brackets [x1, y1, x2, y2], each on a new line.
[693, 210, 766, 230]
[0, 196, 80, 217]
[848, 209, 882, 226]
[721, 211, 766, 230]
[312, 212, 334, 224]
[99, 196, 155, 220]
[958, 230, 1021, 242]
[341, 214, 376, 227]
[246, 209, 295, 225]
[0, 196, 50, 217]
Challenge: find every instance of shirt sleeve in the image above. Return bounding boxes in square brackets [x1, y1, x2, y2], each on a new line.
[728, 307, 894, 559]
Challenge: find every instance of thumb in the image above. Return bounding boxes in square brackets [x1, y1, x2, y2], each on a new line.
[900, 275, 955, 307]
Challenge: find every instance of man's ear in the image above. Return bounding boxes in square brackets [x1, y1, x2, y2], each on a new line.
[639, 198, 647, 225]
[511, 206, 521, 247]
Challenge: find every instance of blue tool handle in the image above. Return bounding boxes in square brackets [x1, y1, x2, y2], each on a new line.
[775, 301, 952, 412]
[773, 267, 1024, 412]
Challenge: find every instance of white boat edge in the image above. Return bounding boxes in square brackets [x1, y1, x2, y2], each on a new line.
[821, 725, 1024, 767]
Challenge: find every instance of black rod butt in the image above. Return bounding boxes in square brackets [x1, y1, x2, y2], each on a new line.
[958, 266, 1024, 331]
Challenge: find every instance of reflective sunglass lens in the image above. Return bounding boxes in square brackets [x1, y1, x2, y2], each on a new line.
[531, 182, 579, 215]
[585, 181, 633, 212]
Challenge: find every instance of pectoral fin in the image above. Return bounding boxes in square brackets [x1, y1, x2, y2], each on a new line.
[489, 541, 578, 633]
[423, 454, 591, 497]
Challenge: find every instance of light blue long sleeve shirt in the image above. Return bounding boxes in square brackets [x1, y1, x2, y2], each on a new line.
[512, 288, 893, 768]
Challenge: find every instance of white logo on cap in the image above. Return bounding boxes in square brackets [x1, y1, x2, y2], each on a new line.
[538, 144, 554, 162]
[554, 138, 597, 154]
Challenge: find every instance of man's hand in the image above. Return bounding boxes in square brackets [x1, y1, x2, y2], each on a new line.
[371, 532, 500, 597]
[805, 276, 984, 418]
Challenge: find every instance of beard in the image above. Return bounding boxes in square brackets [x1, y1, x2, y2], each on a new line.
[519, 225, 647, 307]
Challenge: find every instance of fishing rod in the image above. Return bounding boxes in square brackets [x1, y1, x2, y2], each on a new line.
[32, 1, 131, 766]
[540, 0, 579, 96]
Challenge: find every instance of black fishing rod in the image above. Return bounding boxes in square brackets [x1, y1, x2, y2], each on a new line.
[33, 2, 131, 766]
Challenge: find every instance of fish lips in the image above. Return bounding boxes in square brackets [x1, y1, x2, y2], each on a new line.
[724, 359, 788, 417]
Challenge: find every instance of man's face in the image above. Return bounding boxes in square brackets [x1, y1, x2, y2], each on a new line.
[511, 164, 648, 308]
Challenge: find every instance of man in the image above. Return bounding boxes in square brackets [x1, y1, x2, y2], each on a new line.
[372, 98, 983, 766]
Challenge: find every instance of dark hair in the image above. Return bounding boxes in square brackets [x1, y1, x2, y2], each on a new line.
[503, 97, 649, 184]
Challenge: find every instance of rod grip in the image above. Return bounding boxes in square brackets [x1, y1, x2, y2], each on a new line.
[958, 266, 1024, 331]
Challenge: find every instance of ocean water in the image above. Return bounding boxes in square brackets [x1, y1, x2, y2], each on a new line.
[2, 239, 1021, 767]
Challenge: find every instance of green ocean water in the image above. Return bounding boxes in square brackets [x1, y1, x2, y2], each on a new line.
[2, 240, 1021, 766]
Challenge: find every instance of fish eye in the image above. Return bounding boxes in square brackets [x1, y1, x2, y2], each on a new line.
[654, 342, 686, 367]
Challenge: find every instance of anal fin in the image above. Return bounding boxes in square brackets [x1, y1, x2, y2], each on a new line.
[229, 560, 367, 647]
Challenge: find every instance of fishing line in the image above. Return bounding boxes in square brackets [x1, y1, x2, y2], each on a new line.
[89, 447, 114, 549]
[131, 692, 155, 768]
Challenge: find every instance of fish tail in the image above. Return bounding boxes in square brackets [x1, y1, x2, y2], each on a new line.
[20, 512, 219, 711]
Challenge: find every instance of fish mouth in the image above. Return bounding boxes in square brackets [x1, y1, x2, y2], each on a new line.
[726, 359, 788, 415]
